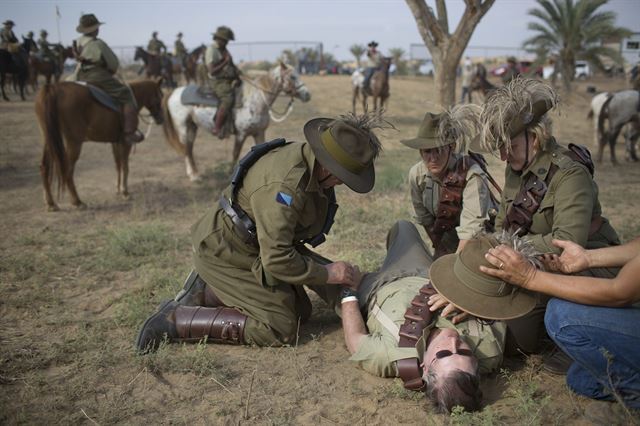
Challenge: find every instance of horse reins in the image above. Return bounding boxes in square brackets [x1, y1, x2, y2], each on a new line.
[239, 71, 299, 122]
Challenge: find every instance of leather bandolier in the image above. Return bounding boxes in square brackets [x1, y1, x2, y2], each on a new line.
[504, 143, 603, 236]
[219, 138, 338, 249]
[426, 155, 497, 259]
[397, 284, 437, 391]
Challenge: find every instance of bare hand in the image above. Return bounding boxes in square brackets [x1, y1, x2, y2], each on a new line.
[325, 262, 362, 288]
[549, 239, 590, 274]
[428, 293, 470, 324]
[480, 244, 537, 288]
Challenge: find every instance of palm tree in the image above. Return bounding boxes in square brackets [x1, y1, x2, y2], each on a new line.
[349, 44, 365, 68]
[523, 0, 631, 90]
[388, 47, 408, 75]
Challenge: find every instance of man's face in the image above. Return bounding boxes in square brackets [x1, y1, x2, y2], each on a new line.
[315, 163, 344, 189]
[423, 328, 477, 377]
[501, 131, 534, 172]
[420, 145, 451, 176]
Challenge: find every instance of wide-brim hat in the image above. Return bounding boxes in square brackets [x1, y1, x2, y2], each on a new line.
[213, 26, 235, 41]
[368, 41, 378, 48]
[400, 112, 447, 150]
[3, 20, 15, 26]
[177, 32, 183, 37]
[430, 235, 536, 320]
[76, 14, 104, 34]
[304, 117, 377, 194]
[40, 30, 48, 36]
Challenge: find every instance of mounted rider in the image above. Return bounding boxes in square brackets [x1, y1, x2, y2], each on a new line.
[363, 41, 383, 92]
[147, 31, 166, 57]
[174, 32, 187, 67]
[72, 13, 144, 144]
[0, 20, 19, 53]
[37, 30, 60, 75]
[23, 31, 38, 54]
[205, 25, 240, 138]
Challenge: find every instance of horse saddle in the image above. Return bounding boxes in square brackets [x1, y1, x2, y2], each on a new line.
[180, 84, 219, 108]
[71, 81, 120, 113]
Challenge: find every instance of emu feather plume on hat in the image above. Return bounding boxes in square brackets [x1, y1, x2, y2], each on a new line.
[478, 77, 558, 154]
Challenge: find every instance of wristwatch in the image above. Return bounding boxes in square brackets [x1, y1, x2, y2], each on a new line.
[340, 287, 358, 302]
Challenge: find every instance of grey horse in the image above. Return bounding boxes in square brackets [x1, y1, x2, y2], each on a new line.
[594, 90, 640, 164]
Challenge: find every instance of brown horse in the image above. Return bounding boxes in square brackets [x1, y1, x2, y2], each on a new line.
[352, 57, 391, 113]
[134, 47, 175, 88]
[28, 46, 73, 89]
[470, 63, 497, 101]
[183, 45, 205, 84]
[35, 79, 164, 211]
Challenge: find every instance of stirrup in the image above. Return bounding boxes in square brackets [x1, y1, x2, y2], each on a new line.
[124, 130, 145, 145]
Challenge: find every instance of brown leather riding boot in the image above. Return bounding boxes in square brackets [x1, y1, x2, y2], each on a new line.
[211, 107, 227, 138]
[175, 305, 247, 345]
[174, 271, 226, 307]
[123, 103, 144, 144]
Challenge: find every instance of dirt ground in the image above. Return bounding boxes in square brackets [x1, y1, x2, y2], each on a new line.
[1, 73, 639, 425]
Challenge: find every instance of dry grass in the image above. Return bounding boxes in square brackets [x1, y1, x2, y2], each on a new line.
[1, 72, 639, 424]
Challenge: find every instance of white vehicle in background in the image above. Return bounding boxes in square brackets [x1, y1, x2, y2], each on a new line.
[575, 60, 592, 79]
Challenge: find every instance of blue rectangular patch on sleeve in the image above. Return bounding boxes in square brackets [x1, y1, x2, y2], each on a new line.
[276, 192, 293, 206]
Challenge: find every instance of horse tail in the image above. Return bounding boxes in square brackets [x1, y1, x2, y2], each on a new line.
[161, 90, 187, 156]
[37, 83, 68, 195]
[597, 94, 615, 146]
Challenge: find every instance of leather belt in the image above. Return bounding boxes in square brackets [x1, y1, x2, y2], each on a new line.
[397, 284, 437, 391]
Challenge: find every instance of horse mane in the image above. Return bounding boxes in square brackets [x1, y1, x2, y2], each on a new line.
[242, 68, 280, 98]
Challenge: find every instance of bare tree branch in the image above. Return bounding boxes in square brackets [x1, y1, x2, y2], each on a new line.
[406, 0, 447, 47]
[435, 0, 449, 35]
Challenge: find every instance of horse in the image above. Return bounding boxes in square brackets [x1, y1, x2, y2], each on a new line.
[351, 57, 391, 113]
[470, 64, 497, 101]
[0, 47, 28, 101]
[162, 63, 311, 181]
[183, 45, 205, 85]
[590, 90, 640, 164]
[134, 47, 175, 88]
[34, 78, 165, 210]
[28, 44, 73, 88]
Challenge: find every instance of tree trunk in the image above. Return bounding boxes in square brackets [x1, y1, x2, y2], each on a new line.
[406, 0, 495, 107]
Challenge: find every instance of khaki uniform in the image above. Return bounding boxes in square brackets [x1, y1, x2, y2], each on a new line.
[409, 156, 493, 253]
[350, 221, 506, 377]
[174, 38, 186, 60]
[204, 40, 237, 111]
[191, 142, 339, 346]
[0, 27, 18, 51]
[147, 38, 165, 56]
[496, 138, 619, 260]
[496, 137, 620, 353]
[365, 50, 383, 69]
[75, 35, 134, 106]
[502, 65, 519, 84]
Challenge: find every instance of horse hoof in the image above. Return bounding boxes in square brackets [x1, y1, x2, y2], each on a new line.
[189, 175, 202, 183]
[74, 202, 87, 210]
[47, 204, 60, 212]
[121, 192, 131, 200]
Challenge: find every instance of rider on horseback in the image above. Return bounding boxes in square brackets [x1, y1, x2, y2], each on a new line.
[363, 41, 383, 92]
[147, 31, 166, 57]
[23, 31, 38, 54]
[174, 32, 187, 67]
[37, 30, 60, 76]
[206, 25, 240, 138]
[0, 20, 19, 53]
[73, 14, 144, 144]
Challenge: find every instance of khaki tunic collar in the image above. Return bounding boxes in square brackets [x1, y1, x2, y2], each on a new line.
[302, 143, 321, 193]
[520, 137, 559, 181]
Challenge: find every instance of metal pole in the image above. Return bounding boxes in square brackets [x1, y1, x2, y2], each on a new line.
[55, 5, 62, 43]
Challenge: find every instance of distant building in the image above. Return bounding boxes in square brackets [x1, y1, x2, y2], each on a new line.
[621, 33, 640, 67]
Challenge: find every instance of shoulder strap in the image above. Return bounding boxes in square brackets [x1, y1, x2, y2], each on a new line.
[397, 284, 437, 391]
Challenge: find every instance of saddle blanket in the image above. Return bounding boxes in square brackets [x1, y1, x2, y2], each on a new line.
[180, 84, 219, 108]
[71, 81, 120, 113]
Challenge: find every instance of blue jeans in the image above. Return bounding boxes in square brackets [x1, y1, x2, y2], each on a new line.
[544, 298, 640, 408]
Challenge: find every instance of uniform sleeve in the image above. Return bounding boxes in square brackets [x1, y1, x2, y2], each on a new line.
[349, 332, 401, 378]
[525, 166, 595, 253]
[97, 40, 119, 73]
[205, 45, 221, 66]
[79, 40, 102, 63]
[456, 171, 491, 240]
[250, 183, 328, 286]
[408, 163, 431, 227]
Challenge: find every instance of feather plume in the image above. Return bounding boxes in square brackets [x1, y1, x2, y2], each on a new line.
[438, 103, 482, 154]
[334, 111, 395, 159]
[479, 77, 558, 153]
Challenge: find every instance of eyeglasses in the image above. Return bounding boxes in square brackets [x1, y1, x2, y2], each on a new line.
[434, 349, 473, 359]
